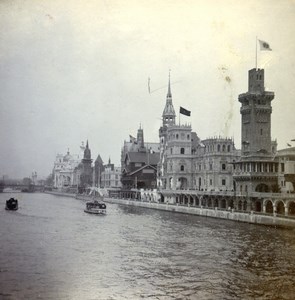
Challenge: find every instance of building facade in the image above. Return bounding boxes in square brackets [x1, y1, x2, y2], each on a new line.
[121, 126, 160, 189]
[233, 68, 278, 196]
[53, 148, 82, 189]
[157, 77, 240, 197]
[276, 147, 295, 193]
[101, 159, 122, 189]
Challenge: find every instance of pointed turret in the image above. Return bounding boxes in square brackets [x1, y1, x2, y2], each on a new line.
[84, 140, 91, 160]
[167, 73, 172, 98]
[162, 72, 176, 126]
[137, 125, 145, 151]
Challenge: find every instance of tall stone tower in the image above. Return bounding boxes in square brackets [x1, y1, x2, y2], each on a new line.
[158, 75, 176, 188]
[239, 68, 274, 157]
[234, 68, 278, 196]
[81, 140, 93, 187]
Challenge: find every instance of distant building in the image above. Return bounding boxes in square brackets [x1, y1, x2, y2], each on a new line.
[121, 126, 160, 189]
[52, 146, 83, 189]
[75, 140, 93, 190]
[101, 158, 122, 188]
[93, 154, 104, 187]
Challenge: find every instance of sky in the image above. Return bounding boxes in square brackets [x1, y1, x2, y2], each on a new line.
[0, 0, 295, 179]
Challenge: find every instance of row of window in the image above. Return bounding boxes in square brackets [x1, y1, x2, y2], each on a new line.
[101, 174, 119, 179]
[198, 163, 228, 171]
[204, 144, 232, 153]
[172, 163, 228, 172]
[168, 133, 191, 140]
[236, 162, 281, 173]
[170, 147, 187, 154]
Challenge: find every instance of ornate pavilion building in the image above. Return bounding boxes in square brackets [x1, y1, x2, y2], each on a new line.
[157, 76, 240, 202]
[156, 69, 295, 216]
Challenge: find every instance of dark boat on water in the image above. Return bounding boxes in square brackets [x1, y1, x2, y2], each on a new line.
[84, 200, 106, 215]
[5, 198, 18, 211]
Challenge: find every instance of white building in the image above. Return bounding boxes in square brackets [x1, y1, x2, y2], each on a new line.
[101, 159, 122, 189]
[52, 142, 85, 189]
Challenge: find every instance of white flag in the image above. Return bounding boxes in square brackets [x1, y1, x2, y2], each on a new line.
[258, 39, 272, 51]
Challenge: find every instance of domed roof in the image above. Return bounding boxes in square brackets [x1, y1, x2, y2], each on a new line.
[63, 149, 72, 162]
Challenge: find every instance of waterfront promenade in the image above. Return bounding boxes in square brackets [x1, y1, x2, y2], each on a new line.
[45, 190, 295, 228]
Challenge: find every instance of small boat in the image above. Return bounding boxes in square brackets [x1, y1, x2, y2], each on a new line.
[84, 200, 106, 215]
[5, 198, 18, 211]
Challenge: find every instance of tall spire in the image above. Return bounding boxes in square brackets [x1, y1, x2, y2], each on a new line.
[162, 70, 176, 126]
[84, 139, 91, 160]
[167, 69, 172, 98]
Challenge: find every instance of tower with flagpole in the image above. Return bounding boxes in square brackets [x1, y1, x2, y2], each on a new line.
[233, 43, 279, 198]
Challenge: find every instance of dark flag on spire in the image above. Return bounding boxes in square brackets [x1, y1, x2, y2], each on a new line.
[180, 106, 191, 116]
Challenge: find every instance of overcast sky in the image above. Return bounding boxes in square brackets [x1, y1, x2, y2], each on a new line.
[1, 0, 295, 179]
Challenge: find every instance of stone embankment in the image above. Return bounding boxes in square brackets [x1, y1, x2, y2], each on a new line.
[104, 197, 295, 229]
[44, 191, 295, 228]
[44, 190, 76, 198]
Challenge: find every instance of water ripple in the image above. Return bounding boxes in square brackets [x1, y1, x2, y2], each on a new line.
[1, 193, 295, 299]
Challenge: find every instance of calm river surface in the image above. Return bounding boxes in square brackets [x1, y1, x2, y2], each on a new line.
[0, 193, 295, 300]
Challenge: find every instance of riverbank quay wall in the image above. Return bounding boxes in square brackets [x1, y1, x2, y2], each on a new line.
[104, 197, 295, 228]
[44, 190, 77, 198]
[44, 190, 295, 228]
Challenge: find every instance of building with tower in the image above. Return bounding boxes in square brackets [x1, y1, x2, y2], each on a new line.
[157, 76, 240, 202]
[233, 68, 278, 197]
[52, 143, 85, 189]
[155, 68, 295, 216]
[121, 126, 160, 189]
[78, 140, 93, 189]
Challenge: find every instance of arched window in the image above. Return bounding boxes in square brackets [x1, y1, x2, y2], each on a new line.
[180, 148, 185, 154]
[180, 165, 184, 171]
[187, 134, 190, 140]
[222, 145, 226, 152]
[176, 134, 179, 139]
[227, 145, 231, 152]
[217, 145, 221, 152]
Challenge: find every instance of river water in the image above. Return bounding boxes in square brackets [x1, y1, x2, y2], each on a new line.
[0, 193, 295, 300]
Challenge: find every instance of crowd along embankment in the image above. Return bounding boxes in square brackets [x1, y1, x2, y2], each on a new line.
[44, 191, 295, 229]
[103, 197, 295, 229]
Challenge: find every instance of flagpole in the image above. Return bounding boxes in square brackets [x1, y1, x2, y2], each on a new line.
[256, 36, 258, 70]
[179, 110, 180, 126]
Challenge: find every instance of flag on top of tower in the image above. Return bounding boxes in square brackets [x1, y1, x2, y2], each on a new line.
[179, 106, 191, 116]
[258, 39, 272, 51]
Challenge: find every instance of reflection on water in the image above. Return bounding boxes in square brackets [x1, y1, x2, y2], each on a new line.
[0, 193, 295, 299]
